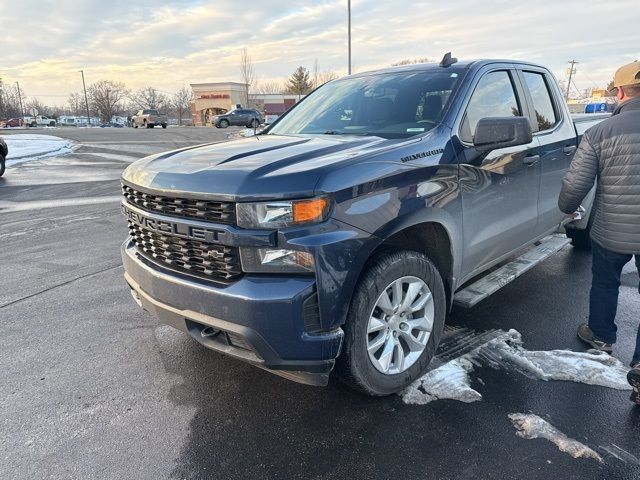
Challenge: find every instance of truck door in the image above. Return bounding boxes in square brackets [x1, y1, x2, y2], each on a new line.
[456, 68, 540, 277]
[517, 68, 578, 234]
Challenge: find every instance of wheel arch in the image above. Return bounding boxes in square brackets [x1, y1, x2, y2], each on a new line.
[372, 221, 455, 310]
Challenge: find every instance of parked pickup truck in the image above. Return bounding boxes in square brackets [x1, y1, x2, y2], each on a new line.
[120, 56, 606, 395]
[24, 115, 56, 127]
[131, 109, 167, 129]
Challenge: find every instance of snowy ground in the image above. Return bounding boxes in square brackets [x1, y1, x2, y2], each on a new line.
[4, 134, 74, 166]
[402, 327, 631, 405]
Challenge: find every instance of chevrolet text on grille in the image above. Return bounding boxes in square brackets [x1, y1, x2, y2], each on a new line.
[122, 203, 225, 243]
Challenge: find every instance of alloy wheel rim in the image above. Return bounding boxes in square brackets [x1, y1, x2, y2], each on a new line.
[366, 276, 434, 375]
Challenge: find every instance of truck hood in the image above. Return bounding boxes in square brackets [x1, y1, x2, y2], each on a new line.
[122, 134, 400, 201]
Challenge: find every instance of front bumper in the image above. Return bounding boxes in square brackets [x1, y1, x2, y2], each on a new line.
[122, 240, 343, 386]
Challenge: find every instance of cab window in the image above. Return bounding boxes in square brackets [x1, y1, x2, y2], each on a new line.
[523, 71, 558, 132]
[460, 70, 521, 143]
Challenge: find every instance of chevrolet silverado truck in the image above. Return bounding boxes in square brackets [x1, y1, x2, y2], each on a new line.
[131, 109, 167, 129]
[121, 56, 606, 395]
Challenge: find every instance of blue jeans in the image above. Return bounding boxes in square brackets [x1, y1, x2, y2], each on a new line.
[589, 241, 640, 366]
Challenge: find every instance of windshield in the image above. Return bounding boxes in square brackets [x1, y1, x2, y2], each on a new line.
[268, 68, 464, 139]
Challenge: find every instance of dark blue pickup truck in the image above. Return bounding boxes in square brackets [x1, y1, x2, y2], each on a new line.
[121, 56, 604, 395]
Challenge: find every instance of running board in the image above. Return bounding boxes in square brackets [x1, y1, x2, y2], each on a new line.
[453, 235, 571, 309]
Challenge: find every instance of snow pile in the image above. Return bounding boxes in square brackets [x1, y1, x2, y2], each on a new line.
[4, 134, 74, 165]
[402, 328, 631, 405]
[508, 413, 603, 463]
[402, 358, 481, 405]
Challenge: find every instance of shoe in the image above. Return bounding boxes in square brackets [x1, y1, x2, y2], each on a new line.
[628, 364, 640, 405]
[577, 324, 613, 353]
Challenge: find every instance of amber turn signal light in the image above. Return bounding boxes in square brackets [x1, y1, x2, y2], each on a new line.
[292, 198, 329, 224]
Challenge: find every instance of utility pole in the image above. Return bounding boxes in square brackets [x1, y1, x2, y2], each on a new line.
[347, 0, 352, 75]
[565, 60, 578, 100]
[15, 81, 25, 124]
[79, 70, 91, 126]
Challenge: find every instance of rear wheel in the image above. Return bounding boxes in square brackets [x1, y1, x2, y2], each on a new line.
[0, 156, 5, 177]
[250, 119, 260, 128]
[161, 123, 167, 129]
[336, 249, 446, 396]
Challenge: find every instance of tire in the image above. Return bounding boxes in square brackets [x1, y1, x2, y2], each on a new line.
[49, 122, 55, 127]
[249, 119, 260, 128]
[30, 122, 36, 127]
[162, 124, 167, 129]
[219, 119, 229, 128]
[134, 123, 138, 128]
[336, 249, 446, 396]
[566, 225, 591, 250]
[0, 156, 5, 177]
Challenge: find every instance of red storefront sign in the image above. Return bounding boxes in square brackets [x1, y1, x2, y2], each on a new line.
[198, 94, 231, 99]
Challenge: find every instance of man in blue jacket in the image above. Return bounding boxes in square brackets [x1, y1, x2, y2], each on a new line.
[558, 60, 640, 404]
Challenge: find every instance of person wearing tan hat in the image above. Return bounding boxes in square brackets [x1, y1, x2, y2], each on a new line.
[558, 60, 640, 404]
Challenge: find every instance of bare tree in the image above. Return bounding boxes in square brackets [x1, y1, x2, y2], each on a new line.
[254, 80, 285, 94]
[316, 70, 338, 86]
[391, 57, 432, 66]
[239, 47, 255, 107]
[88, 80, 128, 122]
[131, 86, 170, 112]
[172, 86, 194, 126]
[0, 82, 26, 118]
[25, 97, 49, 116]
[67, 93, 84, 116]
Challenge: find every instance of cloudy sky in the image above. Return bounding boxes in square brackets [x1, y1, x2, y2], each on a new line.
[1, 0, 638, 105]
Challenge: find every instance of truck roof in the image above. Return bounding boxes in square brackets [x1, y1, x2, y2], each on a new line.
[350, 59, 551, 78]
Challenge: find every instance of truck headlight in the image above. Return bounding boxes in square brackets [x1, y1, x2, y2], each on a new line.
[240, 248, 315, 273]
[236, 197, 329, 229]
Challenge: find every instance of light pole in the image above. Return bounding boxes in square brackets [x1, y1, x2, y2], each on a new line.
[79, 70, 91, 126]
[15, 81, 25, 125]
[347, 0, 352, 75]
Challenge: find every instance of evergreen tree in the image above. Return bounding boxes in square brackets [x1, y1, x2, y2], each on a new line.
[287, 66, 313, 96]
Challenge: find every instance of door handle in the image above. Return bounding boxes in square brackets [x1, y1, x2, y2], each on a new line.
[563, 146, 577, 155]
[523, 154, 540, 166]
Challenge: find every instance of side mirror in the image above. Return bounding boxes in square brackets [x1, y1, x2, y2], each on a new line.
[473, 117, 533, 152]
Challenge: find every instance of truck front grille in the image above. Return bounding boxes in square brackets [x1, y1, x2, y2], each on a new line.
[128, 221, 242, 282]
[122, 184, 236, 224]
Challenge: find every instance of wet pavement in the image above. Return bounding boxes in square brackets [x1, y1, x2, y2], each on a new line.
[1, 127, 639, 479]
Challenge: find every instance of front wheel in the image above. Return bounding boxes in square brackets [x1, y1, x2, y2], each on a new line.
[161, 123, 167, 129]
[0, 156, 5, 177]
[219, 119, 229, 128]
[336, 249, 446, 396]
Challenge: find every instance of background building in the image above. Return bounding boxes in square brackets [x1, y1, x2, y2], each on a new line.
[190, 82, 302, 126]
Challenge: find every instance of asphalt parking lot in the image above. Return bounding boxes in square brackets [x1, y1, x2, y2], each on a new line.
[1, 127, 639, 479]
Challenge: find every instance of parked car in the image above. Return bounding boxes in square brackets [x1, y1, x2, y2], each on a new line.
[120, 56, 606, 395]
[1, 118, 24, 128]
[213, 109, 262, 128]
[24, 115, 56, 127]
[131, 110, 168, 129]
[0, 136, 7, 176]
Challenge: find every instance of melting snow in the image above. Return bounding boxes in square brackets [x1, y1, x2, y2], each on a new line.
[402, 328, 631, 405]
[5, 134, 74, 165]
[508, 413, 603, 463]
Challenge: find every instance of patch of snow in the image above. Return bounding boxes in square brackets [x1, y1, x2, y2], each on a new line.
[402, 328, 631, 405]
[4, 134, 74, 165]
[508, 413, 602, 463]
[402, 358, 481, 405]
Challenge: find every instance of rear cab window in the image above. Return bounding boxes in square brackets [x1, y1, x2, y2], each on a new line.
[522, 71, 559, 132]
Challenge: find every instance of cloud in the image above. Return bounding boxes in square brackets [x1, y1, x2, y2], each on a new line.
[1, 0, 638, 105]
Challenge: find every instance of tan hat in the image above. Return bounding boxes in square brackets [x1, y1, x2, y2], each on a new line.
[613, 60, 640, 89]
